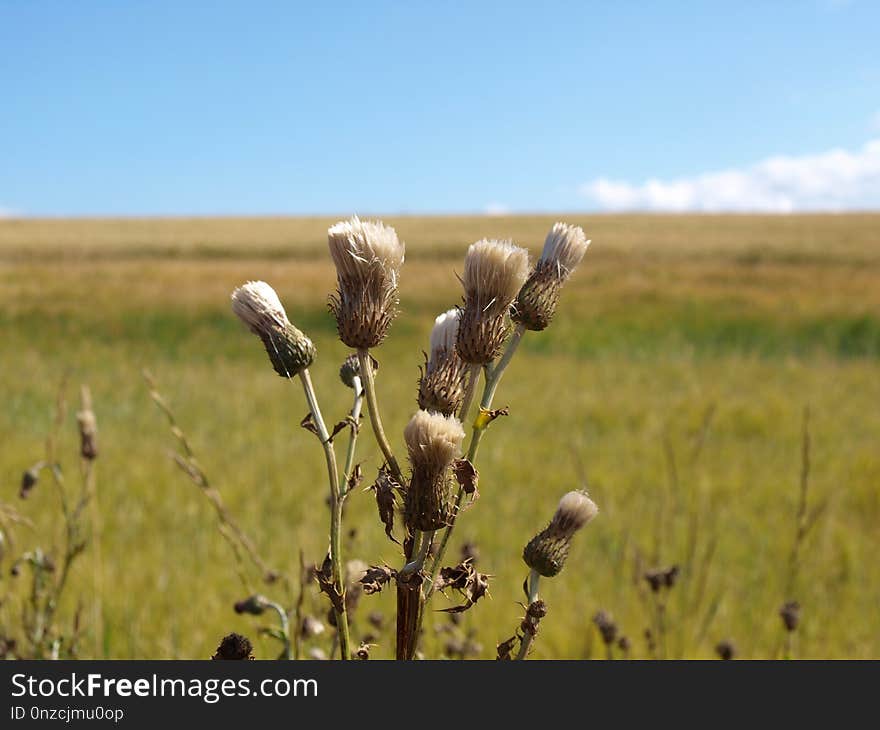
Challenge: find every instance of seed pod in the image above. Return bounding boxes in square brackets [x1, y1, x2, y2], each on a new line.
[513, 222, 590, 331]
[418, 309, 469, 416]
[456, 239, 529, 364]
[328, 216, 405, 349]
[523, 490, 598, 577]
[403, 410, 465, 531]
[232, 281, 316, 377]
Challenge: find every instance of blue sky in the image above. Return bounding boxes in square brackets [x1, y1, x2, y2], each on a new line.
[1, 1, 878, 216]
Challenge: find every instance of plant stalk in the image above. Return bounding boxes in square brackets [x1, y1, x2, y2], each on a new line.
[515, 569, 541, 660]
[357, 348, 404, 485]
[298, 368, 351, 660]
[341, 374, 364, 491]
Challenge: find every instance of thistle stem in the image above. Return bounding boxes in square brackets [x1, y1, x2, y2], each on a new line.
[400, 530, 433, 578]
[515, 570, 541, 660]
[425, 324, 527, 595]
[265, 599, 292, 660]
[357, 348, 404, 485]
[298, 368, 351, 661]
[341, 375, 364, 491]
[458, 363, 482, 422]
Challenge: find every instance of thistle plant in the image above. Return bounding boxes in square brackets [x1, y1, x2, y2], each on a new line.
[231, 280, 351, 660]
[513, 491, 599, 659]
[145, 217, 598, 661]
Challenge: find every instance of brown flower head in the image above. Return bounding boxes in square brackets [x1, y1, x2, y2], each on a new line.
[513, 222, 590, 331]
[418, 308, 470, 416]
[328, 216, 405, 349]
[523, 490, 598, 577]
[456, 239, 529, 364]
[403, 410, 465, 531]
[231, 281, 316, 377]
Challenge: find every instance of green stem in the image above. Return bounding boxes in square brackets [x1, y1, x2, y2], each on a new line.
[357, 349, 404, 485]
[265, 599, 292, 660]
[515, 569, 541, 660]
[341, 375, 364, 491]
[298, 368, 351, 661]
[458, 363, 482, 422]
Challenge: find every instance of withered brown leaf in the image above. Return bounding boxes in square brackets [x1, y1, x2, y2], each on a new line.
[367, 466, 402, 544]
[359, 564, 397, 595]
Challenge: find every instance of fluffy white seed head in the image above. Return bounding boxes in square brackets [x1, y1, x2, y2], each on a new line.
[550, 490, 599, 538]
[231, 280, 289, 335]
[462, 239, 530, 315]
[328, 216, 405, 283]
[429, 308, 461, 357]
[403, 409, 465, 471]
[539, 222, 591, 279]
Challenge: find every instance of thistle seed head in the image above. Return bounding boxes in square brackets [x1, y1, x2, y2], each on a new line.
[513, 222, 591, 331]
[231, 281, 316, 377]
[403, 410, 465, 531]
[328, 216, 405, 349]
[418, 309, 469, 416]
[779, 601, 800, 632]
[523, 490, 598, 577]
[457, 239, 530, 363]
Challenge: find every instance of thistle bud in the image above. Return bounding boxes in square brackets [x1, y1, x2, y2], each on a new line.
[523, 490, 598, 577]
[231, 281, 316, 377]
[418, 308, 469, 416]
[457, 239, 530, 364]
[513, 222, 591, 331]
[403, 410, 465, 531]
[779, 601, 800, 632]
[233, 594, 269, 616]
[339, 353, 361, 388]
[328, 216, 405, 349]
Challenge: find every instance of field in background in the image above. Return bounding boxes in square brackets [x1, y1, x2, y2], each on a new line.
[1, 214, 879, 659]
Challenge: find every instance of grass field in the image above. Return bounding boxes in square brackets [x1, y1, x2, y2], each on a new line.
[1, 213, 879, 659]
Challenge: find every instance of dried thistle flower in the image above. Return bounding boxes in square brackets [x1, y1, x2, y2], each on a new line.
[779, 601, 800, 632]
[403, 410, 465, 531]
[328, 216, 405, 349]
[211, 632, 254, 660]
[513, 222, 590, 331]
[231, 281, 316, 377]
[20, 462, 44, 499]
[418, 308, 469, 416]
[523, 490, 598, 577]
[300, 616, 326, 639]
[644, 565, 680, 593]
[715, 639, 736, 660]
[593, 610, 618, 645]
[456, 239, 530, 364]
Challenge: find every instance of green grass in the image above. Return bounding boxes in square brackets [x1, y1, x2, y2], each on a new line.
[1, 213, 878, 659]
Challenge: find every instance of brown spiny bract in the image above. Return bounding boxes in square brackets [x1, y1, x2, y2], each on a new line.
[328, 216, 405, 349]
[418, 308, 469, 416]
[523, 490, 598, 577]
[211, 632, 254, 660]
[231, 281, 316, 377]
[513, 222, 590, 331]
[456, 239, 530, 364]
[403, 410, 465, 531]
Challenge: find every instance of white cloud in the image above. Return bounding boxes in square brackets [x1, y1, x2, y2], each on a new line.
[580, 139, 880, 212]
[484, 202, 510, 216]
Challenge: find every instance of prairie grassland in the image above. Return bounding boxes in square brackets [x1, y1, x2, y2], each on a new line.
[1, 214, 879, 659]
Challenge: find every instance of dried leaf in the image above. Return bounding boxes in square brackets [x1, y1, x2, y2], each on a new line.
[300, 413, 320, 438]
[315, 554, 345, 613]
[451, 459, 479, 496]
[359, 564, 397, 595]
[367, 466, 402, 544]
[434, 559, 491, 613]
[474, 406, 510, 430]
[496, 635, 517, 661]
[346, 463, 363, 495]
